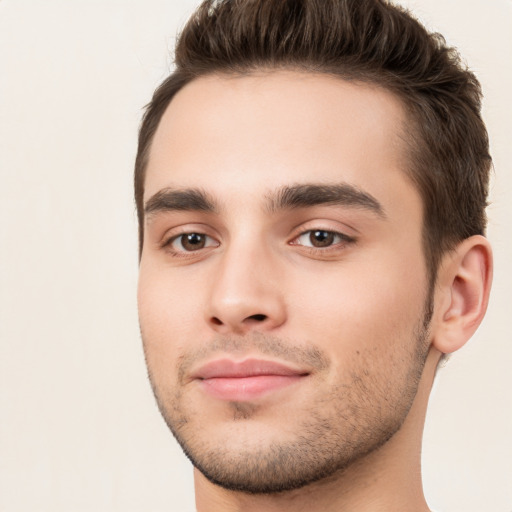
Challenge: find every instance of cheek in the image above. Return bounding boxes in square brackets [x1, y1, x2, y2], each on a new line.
[288, 251, 427, 359]
[137, 263, 206, 374]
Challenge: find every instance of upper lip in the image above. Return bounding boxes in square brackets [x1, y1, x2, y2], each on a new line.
[191, 358, 309, 380]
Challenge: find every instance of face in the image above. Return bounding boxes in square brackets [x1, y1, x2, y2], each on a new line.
[138, 71, 432, 493]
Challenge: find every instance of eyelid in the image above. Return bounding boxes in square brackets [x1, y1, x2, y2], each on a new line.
[290, 228, 355, 244]
[292, 230, 353, 246]
[287, 225, 358, 260]
[160, 223, 217, 245]
[288, 218, 357, 242]
[172, 232, 218, 249]
[159, 224, 221, 257]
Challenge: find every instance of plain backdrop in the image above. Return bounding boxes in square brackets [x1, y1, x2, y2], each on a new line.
[0, 1, 511, 511]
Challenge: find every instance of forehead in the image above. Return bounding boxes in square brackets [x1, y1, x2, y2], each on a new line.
[145, 71, 414, 210]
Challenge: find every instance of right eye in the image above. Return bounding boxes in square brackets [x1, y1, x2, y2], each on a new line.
[168, 232, 219, 253]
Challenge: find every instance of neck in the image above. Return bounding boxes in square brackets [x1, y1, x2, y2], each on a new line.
[194, 349, 440, 512]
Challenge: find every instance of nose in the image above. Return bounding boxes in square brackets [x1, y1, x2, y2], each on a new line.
[206, 244, 286, 335]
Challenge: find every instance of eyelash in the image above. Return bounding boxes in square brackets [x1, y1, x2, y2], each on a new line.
[162, 228, 356, 258]
[162, 231, 219, 257]
[290, 229, 356, 252]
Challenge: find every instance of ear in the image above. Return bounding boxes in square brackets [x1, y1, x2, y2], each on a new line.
[431, 235, 493, 354]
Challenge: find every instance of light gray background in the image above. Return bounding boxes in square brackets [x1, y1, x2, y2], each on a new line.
[0, 1, 510, 511]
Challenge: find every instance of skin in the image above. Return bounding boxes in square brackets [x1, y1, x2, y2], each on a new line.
[137, 71, 492, 511]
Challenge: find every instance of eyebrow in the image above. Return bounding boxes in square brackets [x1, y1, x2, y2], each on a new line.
[144, 187, 217, 218]
[144, 182, 386, 220]
[266, 183, 386, 217]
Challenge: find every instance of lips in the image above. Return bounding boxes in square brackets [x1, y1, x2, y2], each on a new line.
[191, 358, 309, 401]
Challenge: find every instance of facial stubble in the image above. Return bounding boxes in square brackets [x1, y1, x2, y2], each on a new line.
[142, 302, 432, 495]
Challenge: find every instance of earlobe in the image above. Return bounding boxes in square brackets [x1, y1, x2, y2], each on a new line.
[432, 235, 493, 354]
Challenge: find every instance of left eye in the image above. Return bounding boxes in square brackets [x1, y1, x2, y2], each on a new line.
[169, 233, 218, 252]
[294, 230, 348, 248]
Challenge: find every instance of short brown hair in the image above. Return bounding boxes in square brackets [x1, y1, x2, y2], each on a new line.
[134, 0, 491, 283]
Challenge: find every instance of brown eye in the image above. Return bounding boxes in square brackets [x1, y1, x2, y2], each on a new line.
[309, 230, 335, 247]
[181, 233, 206, 251]
[170, 232, 217, 252]
[292, 229, 353, 250]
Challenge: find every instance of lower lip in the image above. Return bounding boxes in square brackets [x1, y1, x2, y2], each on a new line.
[199, 375, 304, 401]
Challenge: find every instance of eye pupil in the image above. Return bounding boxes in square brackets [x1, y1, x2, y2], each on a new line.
[182, 233, 206, 251]
[310, 230, 335, 247]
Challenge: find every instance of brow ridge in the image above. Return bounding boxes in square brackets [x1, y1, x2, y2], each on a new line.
[144, 182, 385, 220]
[144, 187, 217, 217]
[266, 183, 386, 217]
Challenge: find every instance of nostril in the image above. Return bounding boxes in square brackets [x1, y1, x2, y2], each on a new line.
[211, 317, 223, 326]
[248, 314, 267, 322]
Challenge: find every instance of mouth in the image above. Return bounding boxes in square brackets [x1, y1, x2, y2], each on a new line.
[191, 358, 310, 401]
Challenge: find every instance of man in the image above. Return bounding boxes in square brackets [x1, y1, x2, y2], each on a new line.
[135, 0, 493, 510]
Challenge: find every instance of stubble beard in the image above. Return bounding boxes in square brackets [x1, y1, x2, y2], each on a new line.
[143, 304, 432, 495]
